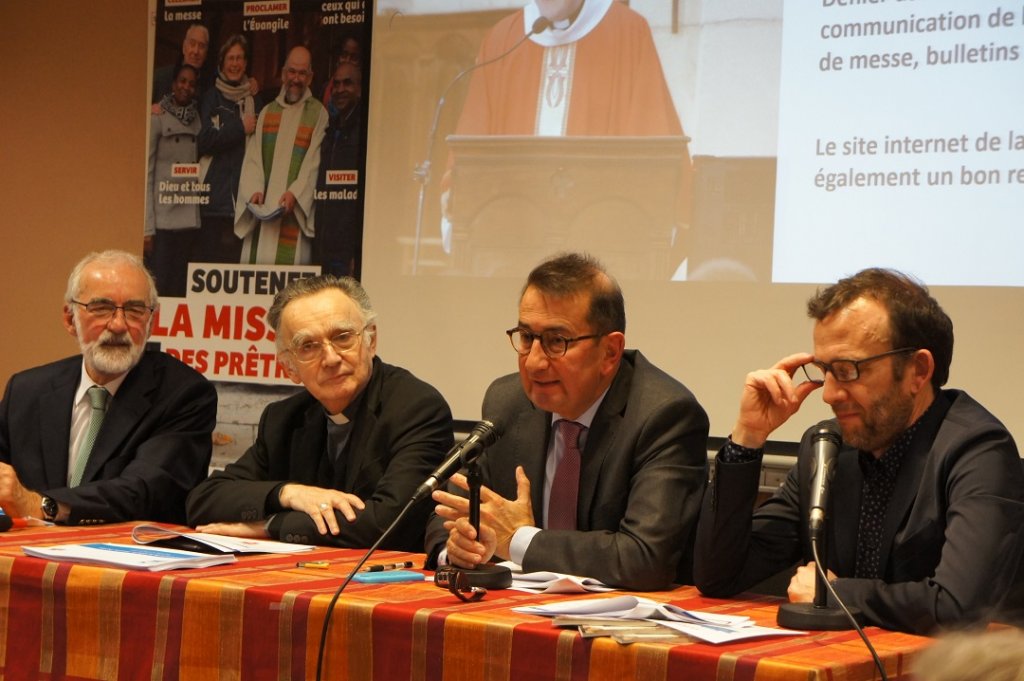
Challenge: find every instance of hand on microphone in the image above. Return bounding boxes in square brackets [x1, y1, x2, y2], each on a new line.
[788, 562, 837, 602]
[433, 466, 534, 566]
[733, 352, 821, 448]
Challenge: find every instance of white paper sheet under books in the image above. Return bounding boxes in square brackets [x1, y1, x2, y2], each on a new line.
[21, 543, 237, 571]
[498, 561, 615, 594]
[513, 595, 805, 645]
[131, 524, 315, 554]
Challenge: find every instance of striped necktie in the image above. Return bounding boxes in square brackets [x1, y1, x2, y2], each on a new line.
[70, 386, 109, 487]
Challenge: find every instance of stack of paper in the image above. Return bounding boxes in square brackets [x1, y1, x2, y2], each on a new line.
[131, 524, 315, 554]
[22, 543, 237, 571]
[513, 595, 805, 644]
[498, 561, 615, 594]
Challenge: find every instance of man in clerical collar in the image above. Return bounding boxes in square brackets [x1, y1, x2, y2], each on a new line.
[187, 275, 454, 551]
[694, 267, 1024, 634]
[0, 250, 216, 525]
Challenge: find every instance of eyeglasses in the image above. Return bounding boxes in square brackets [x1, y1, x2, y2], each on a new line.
[506, 327, 604, 358]
[71, 299, 154, 323]
[434, 566, 487, 603]
[801, 347, 917, 384]
[288, 325, 368, 363]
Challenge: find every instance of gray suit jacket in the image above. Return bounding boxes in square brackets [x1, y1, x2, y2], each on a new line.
[426, 350, 709, 590]
[694, 390, 1024, 633]
[0, 351, 216, 524]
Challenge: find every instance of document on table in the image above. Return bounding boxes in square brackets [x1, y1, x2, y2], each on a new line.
[498, 561, 615, 594]
[22, 542, 237, 571]
[513, 595, 805, 644]
[131, 524, 315, 554]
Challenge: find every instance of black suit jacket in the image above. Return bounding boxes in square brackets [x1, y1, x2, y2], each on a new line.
[0, 351, 216, 524]
[186, 358, 454, 552]
[694, 390, 1024, 634]
[425, 350, 709, 591]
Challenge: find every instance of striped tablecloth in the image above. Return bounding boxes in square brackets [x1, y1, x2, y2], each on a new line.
[0, 523, 931, 680]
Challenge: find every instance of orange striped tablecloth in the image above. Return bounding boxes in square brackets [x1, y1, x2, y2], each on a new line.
[0, 523, 932, 680]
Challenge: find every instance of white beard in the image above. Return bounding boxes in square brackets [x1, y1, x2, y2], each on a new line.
[75, 317, 147, 378]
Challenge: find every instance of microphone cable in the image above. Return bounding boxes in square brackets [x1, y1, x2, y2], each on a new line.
[410, 16, 552, 272]
[810, 534, 889, 681]
[313, 496, 417, 681]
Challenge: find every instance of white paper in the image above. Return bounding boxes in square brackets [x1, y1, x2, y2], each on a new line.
[498, 561, 615, 594]
[512, 595, 805, 644]
[131, 524, 315, 554]
[22, 542, 237, 571]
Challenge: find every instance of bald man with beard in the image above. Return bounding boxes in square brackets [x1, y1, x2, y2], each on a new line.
[235, 46, 328, 265]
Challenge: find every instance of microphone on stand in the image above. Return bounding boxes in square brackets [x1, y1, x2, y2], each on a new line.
[778, 421, 863, 630]
[410, 16, 553, 273]
[412, 419, 502, 503]
[808, 422, 840, 536]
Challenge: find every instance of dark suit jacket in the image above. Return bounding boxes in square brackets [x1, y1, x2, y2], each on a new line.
[694, 390, 1024, 634]
[0, 351, 216, 524]
[425, 350, 709, 591]
[186, 358, 453, 552]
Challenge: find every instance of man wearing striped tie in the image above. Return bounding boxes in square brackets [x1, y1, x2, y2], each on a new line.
[426, 252, 709, 591]
[0, 250, 217, 525]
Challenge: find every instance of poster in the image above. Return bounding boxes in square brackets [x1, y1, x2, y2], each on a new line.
[145, 0, 372, 384]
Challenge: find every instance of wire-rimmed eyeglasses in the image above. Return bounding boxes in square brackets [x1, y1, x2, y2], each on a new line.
[288, 325, 369, 363]
[71, 299, 154, 323]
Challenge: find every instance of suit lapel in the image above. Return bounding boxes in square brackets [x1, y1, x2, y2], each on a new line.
[290, 399, 328, 484]
[39, 362, 79, 487]
[577, 355, 632, 531]
[517, 406, 551, 523]
[877, 396, 950, 574]
[828, 447, 863, 575]
[80, 355, 156, 484]
[341, 369, 379, 490]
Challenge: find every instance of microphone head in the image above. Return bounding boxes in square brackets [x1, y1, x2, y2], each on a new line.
[530, 16, 553, 35]
[812, 420, 842, 446]
[472, 419, 502, 447]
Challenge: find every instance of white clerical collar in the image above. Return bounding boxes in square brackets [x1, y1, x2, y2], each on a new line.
[525, 0, 613, 48]
[326, 410, 350, 425]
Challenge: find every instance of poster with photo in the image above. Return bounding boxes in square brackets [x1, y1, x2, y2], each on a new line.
[146, 0, 371, 384]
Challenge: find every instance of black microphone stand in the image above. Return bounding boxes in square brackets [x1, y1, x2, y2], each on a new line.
[777, 524, 863, 630]
[410, 18, 551, 274]
[450, 460, 512, 588]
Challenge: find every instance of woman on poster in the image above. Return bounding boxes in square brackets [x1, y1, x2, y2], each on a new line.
[196, 35, 264, 264]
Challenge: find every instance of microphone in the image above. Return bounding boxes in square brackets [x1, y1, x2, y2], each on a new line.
[808, 421, 841, 534]
[410, 15, 552, 272]
[412, 420, 502, 502]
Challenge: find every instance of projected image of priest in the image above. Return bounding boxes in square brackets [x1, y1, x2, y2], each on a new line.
[441, 0, 692, 255]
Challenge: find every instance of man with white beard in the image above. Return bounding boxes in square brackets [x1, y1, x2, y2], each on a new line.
[0, 250, 216, 525]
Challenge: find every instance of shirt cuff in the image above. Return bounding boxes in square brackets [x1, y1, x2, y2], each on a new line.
[718, 437, 765, 464]
[509, 525, 541, 565]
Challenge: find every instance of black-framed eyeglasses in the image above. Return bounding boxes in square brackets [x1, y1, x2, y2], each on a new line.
[434, 566, 487, 603]
[801, 347, 918, 384]
[288, 325, 370, 364]
[71, 299, 154, 323]
[506, 327, 604, 358]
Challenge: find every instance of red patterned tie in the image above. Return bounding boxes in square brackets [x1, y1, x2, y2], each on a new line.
[548, 420, 584, 530]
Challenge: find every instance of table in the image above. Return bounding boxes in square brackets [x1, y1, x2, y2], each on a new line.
[0, 523, 932, 680]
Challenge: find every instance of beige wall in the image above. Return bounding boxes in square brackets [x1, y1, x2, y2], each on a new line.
[0, 1, 148, 388]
